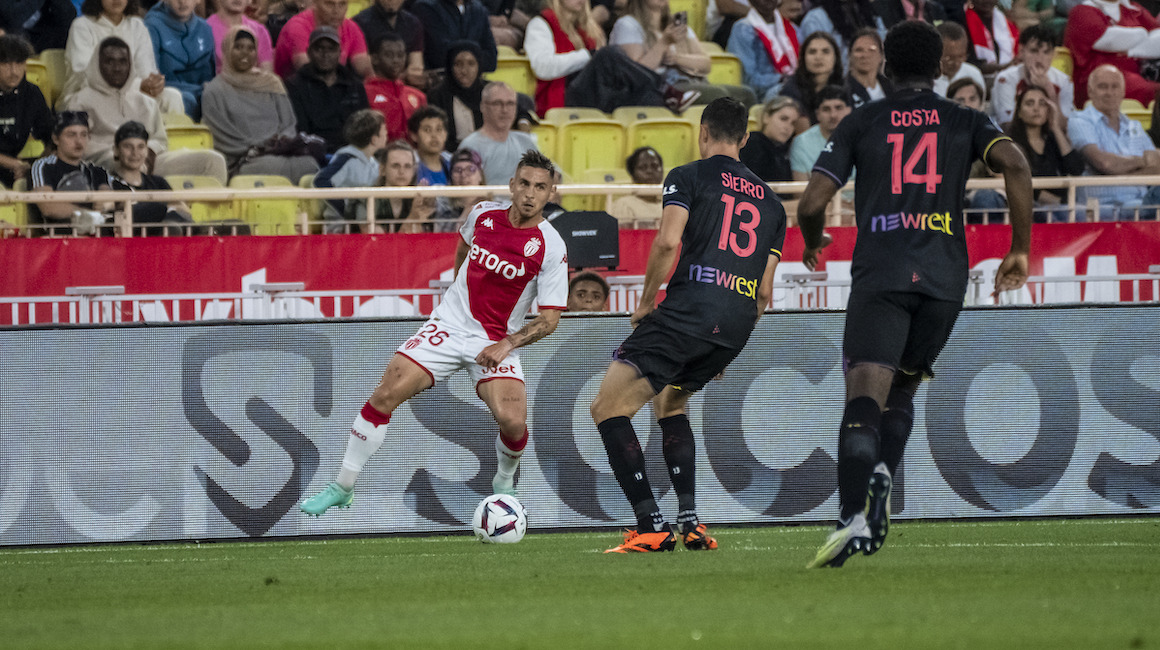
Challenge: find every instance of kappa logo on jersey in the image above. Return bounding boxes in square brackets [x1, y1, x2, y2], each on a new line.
[470, 242, 527, 279]
[524, 238, 542, 257]
[664, 184, 678, 195]
[482, 217, 494, 229]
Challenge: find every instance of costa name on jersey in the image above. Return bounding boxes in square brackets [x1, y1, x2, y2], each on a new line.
[432, 201, 569, 341]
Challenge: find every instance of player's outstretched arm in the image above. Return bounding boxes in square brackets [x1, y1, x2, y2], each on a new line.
[797, 172, 840, 271]
[632, 204, 689, 327]
[475, 309, 562, 368]
[754, 252, 782, 322]
[986, 140, 1033, 295]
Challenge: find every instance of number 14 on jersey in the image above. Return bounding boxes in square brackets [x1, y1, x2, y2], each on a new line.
[886, 132, 942, 194]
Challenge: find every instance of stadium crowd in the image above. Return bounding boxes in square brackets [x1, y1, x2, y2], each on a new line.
[4, 0, 1160, 235]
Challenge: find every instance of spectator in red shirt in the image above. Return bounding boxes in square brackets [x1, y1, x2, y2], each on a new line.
[365, 33, 426, 142]
[273, 0, 372, 78]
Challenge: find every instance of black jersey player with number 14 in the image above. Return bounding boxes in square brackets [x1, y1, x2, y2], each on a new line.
[797, 21, 1034, 568]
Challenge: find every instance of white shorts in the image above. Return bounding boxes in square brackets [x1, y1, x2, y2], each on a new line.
[395, 319, 525, 387]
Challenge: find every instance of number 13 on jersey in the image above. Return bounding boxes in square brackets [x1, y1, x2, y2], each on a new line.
[886, 132, 942, 194]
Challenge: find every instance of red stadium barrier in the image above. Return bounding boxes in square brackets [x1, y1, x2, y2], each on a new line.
[1, 222, 1158, 300]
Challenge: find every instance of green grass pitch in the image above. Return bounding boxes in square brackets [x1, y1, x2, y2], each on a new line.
[2, 518, 1157, 649]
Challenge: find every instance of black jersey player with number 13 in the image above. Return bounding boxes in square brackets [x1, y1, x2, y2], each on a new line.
[590, 98, 787, 554]
[797, 21, 1034, 568]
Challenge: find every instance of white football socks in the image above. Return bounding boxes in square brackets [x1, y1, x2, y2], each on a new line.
[493, 434, 524, 494]
[336, 413, 387, 490]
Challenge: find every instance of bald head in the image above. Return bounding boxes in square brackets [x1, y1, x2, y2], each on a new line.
[1088, 65, 1126, 118]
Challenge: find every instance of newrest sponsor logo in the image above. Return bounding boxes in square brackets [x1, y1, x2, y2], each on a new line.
[871, 211, 954, 235]
[689, 264, 759, 298]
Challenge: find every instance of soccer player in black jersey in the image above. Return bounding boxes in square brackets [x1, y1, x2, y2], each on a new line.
[590, 98, 788, 553]
[797, 21, 1033, 568]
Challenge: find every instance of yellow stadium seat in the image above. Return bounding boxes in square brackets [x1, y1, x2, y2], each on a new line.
[544, 106, 610, 124]
[531, 122, 558, 161]
[497, 45, 519, 57]
[24, 59, 53, 106]
[485, 54, 535, 97]
[557, 119, 625, 177]
[166, 175, 234, 224]
[669, 0, 709, 40]
[564, 167, 632, 211]
[612, 105, 678, 123]
[18, 136, 45, 159]
[707, 52, 744, 86]
[698, 40, 723, 55]
[748, 103, 764, 132]
[38, 48, 67, 101]
[1122, 99, 1151, 130]
[162, 112, 194, 127]
[167, 124, 214, 150]
[627, 118, 696, 170]
[1052, 46, 1072, 77]
[298, 173, 326, 232]
[346, 0, 371, 18]
[1, 179, 29, 229]
[228, 175, 299, 235]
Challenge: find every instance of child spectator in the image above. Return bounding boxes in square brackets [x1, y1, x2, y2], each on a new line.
[146, 0, 216, 119]
[408, 105, 452, 186]
[313, 108, 388, 233]
[286, 26, 370, 153]
[0, 34, 53, 188]
[790, 84, 851, 181]
[365, 34, 426, 142]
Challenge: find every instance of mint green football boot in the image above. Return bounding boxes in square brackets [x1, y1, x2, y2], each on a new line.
[300, 482, 353, 517]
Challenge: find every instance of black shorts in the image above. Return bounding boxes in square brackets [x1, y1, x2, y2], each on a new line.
[614, 314, 742, 394]
[843, 290, 962, 378]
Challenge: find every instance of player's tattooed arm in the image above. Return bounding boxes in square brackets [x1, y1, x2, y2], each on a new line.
[474, 310, 562, 368]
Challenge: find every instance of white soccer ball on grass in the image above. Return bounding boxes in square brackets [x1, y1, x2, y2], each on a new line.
[472, 494, 528, 544]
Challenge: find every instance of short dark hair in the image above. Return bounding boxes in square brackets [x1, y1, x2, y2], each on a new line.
[701, 97, 748, 145]
[81, 0, 141, 17]
[344, 109, 386, 148]
[946, 77, 985, 102]
[0, 34, 34, 64]
[936, 21, 967, 42]
[885, 21, 942, 84]
[1019, 23, 1056, 48]
[98, 36, 132, 57]
[515, 149, 556, 176]
[569, 271, 610, 298]
[407, 105, 449, 134]
[815, 85, 851, 112]
[370, 33, 406, 54]
[625, 146, 662, 176]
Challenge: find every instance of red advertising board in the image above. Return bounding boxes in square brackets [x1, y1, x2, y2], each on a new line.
[1, 222, 1158, 299]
